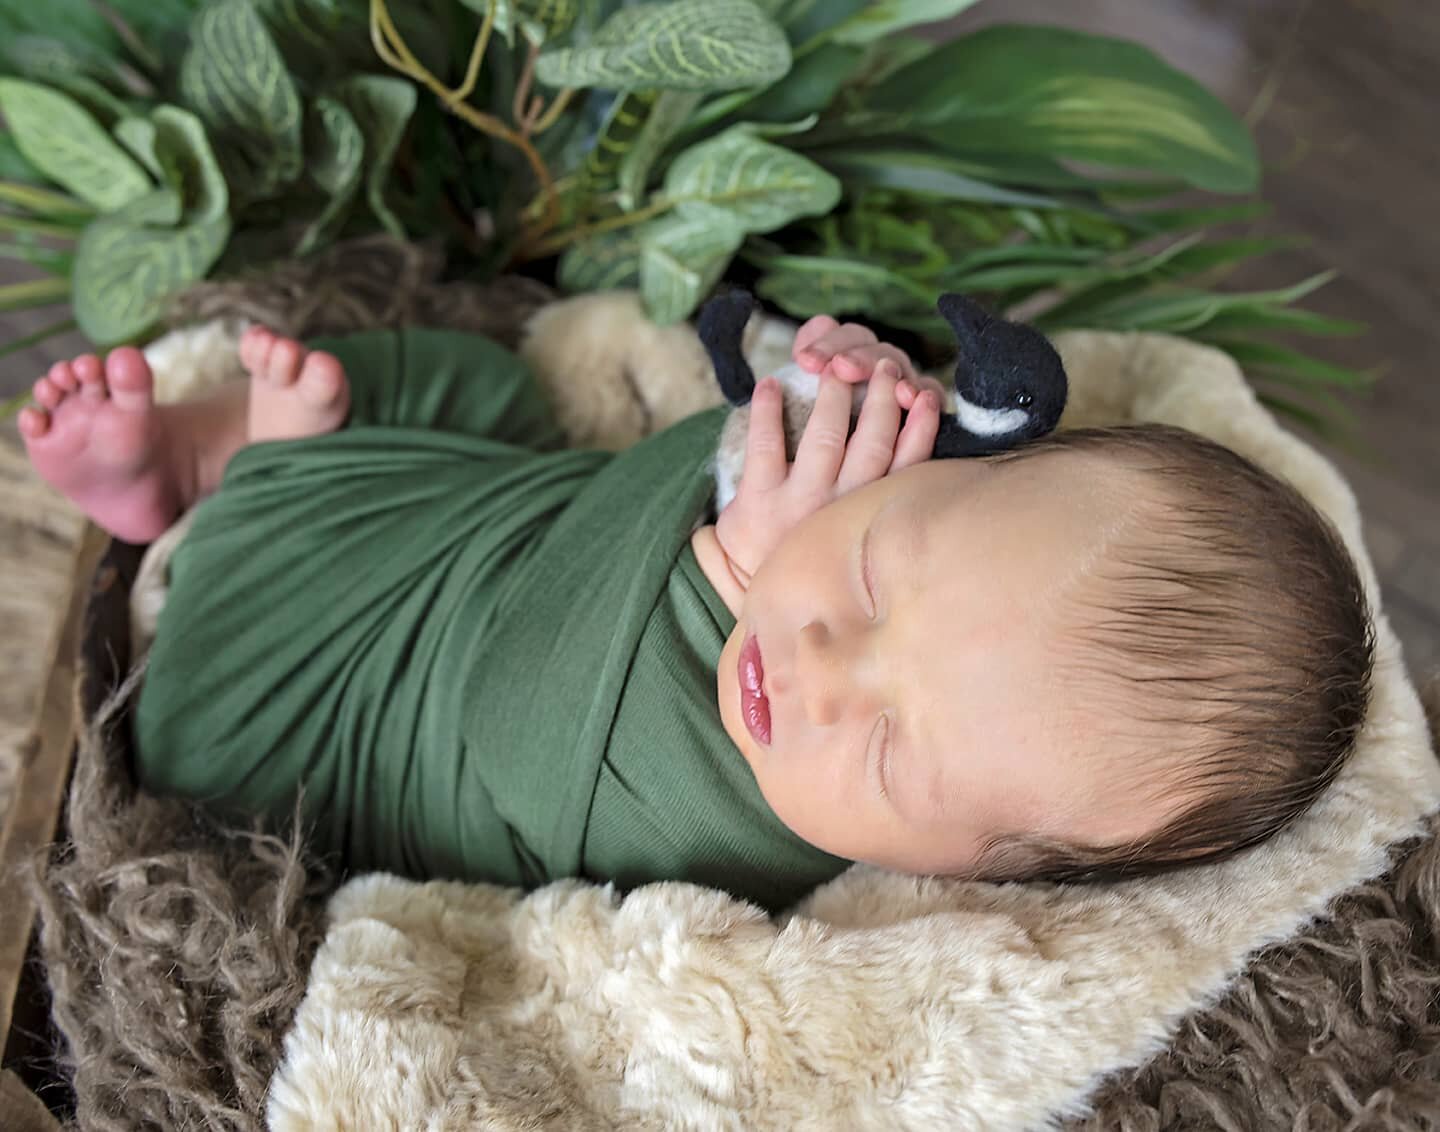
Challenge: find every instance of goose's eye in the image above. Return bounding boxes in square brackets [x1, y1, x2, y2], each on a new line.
[1014, 392, 1034, 408]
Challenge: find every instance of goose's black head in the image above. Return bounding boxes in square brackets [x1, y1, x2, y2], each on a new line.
[935, 292, 1067, 454]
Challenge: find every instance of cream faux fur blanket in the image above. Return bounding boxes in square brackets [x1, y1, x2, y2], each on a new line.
[133, 296, 1440, 1131]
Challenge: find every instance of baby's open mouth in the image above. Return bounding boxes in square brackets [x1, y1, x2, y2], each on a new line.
[739, 632, 771, 746]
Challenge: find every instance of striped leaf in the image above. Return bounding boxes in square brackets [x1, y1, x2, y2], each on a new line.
[582, 90, 660, 189]
[863, 25, 1259, 193]
[617, 90, 702, 209]
[297, 96, 365, 254]
[535, 0, 790, 92]
[0, 79, 151, 211]
[664, 125, 840, 234]
[152, 105, 230, 224]
[333, 76, 416, 239]
[72, 190, 231, 343]
[558, 226, 642, 293]
[179, 0, 303, 202]
[638, 208, 743, 323]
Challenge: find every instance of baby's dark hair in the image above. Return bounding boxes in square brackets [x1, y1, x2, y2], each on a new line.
[964, 423, 1375, 886]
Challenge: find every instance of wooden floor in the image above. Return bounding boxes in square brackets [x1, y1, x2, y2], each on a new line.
[2, 0, 1437, 677]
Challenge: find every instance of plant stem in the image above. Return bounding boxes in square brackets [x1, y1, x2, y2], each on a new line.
[448, 0, 498, 107]
[369, 0, 560, 239]
[0, 213, 83, 240]
[0, 181, 92, 218]
[0, 276, 70, 311]
[517, 194, 674, 260]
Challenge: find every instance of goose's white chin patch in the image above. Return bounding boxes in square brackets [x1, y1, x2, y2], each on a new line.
[955, 394, 1029, 437]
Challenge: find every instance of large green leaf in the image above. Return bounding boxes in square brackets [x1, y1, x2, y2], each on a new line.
[152, 105, 230, 224]
[638, 208, 743, 323]
[862, 24, 1259, 193]
[71, 189, 231, 343]
[753, 252, 932, 317]
[0, 79, 151, 211]
[297, 95, 365, 254]
[333, 75, 416, 238]
[179, 0, 303, 201]
[535, 0, 791, 92]
[1037, 273, 1337, 335]
[815, 149, 1060, 208]
[0, 35, 135, 123]
[664, 125, 840, 234]
[829, 0, 982, 45]
[558, 225, 643, 292]
[617, 90, 703, 210]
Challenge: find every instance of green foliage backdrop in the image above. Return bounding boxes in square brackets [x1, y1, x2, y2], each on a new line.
[0, 0, 1370, 437]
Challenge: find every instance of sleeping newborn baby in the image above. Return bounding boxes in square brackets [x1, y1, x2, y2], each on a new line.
[16, 315, 1374, 912]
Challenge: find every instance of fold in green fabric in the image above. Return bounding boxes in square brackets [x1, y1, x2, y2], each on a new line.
[134, 328, 847, 913]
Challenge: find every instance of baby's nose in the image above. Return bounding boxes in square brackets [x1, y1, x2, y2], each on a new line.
[795, 621, 875, 727]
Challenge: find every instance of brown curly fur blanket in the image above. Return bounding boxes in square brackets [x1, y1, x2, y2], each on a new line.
[27, 240, 1440, 1130]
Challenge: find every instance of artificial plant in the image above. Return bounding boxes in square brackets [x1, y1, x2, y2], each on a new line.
[0, 0, 1370, 437]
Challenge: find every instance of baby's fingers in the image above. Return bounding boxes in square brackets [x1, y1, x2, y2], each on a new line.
[889, 390, 942, 474]
[836, 361, 902, 494]
[793, 314, 841, 360]
[796, 323, 878, 372]
[790, 373, 853, 494]
[827, 343, 919, 385]
[742, 377, 788, 492]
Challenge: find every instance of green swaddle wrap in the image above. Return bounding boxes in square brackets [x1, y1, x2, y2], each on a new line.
[134, 328, 846, 913]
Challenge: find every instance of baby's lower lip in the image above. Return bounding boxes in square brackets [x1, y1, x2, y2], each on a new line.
[739, 632, 771, 746]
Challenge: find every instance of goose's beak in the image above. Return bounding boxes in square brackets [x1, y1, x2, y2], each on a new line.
[953, 392, 1030, 437]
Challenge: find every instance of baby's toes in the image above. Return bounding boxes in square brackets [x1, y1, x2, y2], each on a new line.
[74, 354, 106, 399]
[17, 405, 50, 439]
[295, 351, 346, 408]
[266, 337, 305, 386]
[48, 360, 78, 394]
[31, 375, 64, 410]
[239, 325, 273, 375]
[105, 347, 155, 412]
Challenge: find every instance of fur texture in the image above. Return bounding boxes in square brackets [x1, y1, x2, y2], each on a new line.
[29, 271, 1440, 1131]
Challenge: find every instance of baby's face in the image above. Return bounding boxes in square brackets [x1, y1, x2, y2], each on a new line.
[716, 450, 1179, 875]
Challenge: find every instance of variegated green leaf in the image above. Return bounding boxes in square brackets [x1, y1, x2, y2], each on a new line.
[829, 0, 982, 45]
[297, 95, 364, 254]
[557, 226, 642, 293]
[334, 75, 416, 238]
[617, 90, 703, 210]
[638, 208, 742, 323]
[71, 191, 231, 343]
[664, 125, 840, 234]
[583, 91, 660, 188]
[179, 0, 303, 201]
[115, 118, 164, 178]
[152, 105, 229, 224]
[0, 79, 151, 211]
[535, 0, 790, 92]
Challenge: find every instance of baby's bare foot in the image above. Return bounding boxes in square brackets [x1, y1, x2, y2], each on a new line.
[240, 326, 350, 443]
[17, 350, 182, 543]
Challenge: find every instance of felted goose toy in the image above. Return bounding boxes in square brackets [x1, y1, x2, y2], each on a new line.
[698, 289, 1069, 510]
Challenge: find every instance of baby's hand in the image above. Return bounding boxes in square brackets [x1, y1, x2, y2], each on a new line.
[714, 357, 942, 586]
[792, 315, 949, 411]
